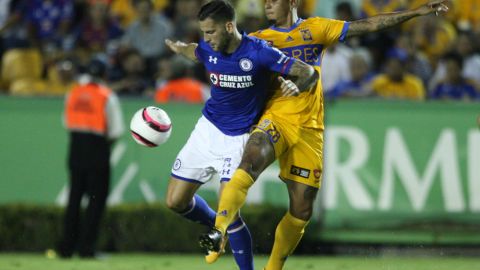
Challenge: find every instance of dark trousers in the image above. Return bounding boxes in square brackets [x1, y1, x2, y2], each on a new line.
[59, 132, 110, 257]
[60, 166, 110, 257]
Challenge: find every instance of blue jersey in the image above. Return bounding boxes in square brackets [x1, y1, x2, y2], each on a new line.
[195, 33, 295, 136]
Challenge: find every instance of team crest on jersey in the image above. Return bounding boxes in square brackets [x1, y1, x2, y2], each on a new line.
[266, 40, 274, 46]
[300, 29, 313, 41]
[239, 58, 253, 71]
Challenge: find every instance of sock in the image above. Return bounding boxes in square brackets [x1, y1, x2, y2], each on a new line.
[227, 217, 254, 270]
[215, 169, 254, 234]
[265, 212, 309, 270]
[180, 194, 216, 227]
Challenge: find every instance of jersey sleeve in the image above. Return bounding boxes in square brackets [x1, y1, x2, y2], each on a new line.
[308, 17, 350, 46]
[257, 42, 296, 75]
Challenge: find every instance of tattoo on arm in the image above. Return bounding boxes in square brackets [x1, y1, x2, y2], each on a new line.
[347, 10, 418, 38]
[287, 61, 319, 93]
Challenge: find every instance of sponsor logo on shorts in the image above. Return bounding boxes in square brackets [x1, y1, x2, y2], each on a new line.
[173, 159, 181, 170]
[290, 165, 310, 179]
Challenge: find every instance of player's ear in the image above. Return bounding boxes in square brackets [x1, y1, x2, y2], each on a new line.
[225, 21, 234, 33]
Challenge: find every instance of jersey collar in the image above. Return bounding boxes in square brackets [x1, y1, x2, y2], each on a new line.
[269, 18, 304, 32]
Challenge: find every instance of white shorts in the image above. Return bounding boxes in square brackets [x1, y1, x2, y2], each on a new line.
[171, 116, 249, 184]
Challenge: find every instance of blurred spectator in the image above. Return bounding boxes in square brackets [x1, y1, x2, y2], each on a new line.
[315, 0, 362, 19]
[455, 0, 480, 32]
[109, 49, 152, 96]
[236, 0, 266, 33]
[299, 0, 316, 18]
[47, 57, 78, 95]
[430, 32, 480, 90]
[120, 0, 172, 77]
[59, 57, 124, 258]
[0, 0, 31, 54]
[360, 0, 404, 18]
[394, 34, 432, 85]
[327, 50, 375, 98]
[413, 16, 457, 67]
[172, 0, 200, 43]
[322, 44, 353, 93]
[371, 54, 426, 100]
[23, 0, 74, 54]
[154, 55, 209, 103]
[109, 0, 169, 29]
[71, 0, 123, 65]
[359, 0, 404, 70]
[430, 53, 478, 100]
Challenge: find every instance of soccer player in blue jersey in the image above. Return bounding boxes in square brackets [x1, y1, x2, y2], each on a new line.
[200, 0, 450, 269]
[163, 1, 319, 269]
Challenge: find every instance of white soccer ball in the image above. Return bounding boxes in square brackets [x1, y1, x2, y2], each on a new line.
[130, 106, 172, 147]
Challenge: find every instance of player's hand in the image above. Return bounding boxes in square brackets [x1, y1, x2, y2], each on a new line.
[278, 76, 300, 97]
[416, 0, 449, 16]
[165, 39, 188, 54]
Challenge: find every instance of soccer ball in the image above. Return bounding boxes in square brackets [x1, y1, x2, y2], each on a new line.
[130, 106, 172, 147]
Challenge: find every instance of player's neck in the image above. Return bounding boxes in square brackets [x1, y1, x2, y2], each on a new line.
[274, 11, 299, 29]
[225, 30, 243, 54]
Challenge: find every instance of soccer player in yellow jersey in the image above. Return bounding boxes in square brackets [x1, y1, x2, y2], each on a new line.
[199, 1, 449, 269]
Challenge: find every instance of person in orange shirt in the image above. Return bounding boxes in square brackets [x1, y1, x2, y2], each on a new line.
[58, 58, 124, 258]
[371, 51, 426, 100]
[154, 55, 209, 103]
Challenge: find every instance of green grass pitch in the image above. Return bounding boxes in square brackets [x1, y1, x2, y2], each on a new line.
[0, 253, 479, 270]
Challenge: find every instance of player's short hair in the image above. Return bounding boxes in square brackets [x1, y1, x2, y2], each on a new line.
[198, 0, 235, 23]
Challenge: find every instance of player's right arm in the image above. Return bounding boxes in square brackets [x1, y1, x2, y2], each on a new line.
[281, 60, 319, 97]
[258, 43, 318, 97]
[165, 39, 198, 62]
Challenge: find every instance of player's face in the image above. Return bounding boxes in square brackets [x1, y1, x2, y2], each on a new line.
[265, 0, 291, 23]
[199, 18, 230, 52]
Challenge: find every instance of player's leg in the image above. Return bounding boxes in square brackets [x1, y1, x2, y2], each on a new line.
[165, 176, 216, 226]
[211, 131, 275, 236]
[200, 117, 285, 254]
[213, 181, 254, 270]
[265, 127, 323, 270]
[265, 179, 318, 270]
[165, 116, 218, 226]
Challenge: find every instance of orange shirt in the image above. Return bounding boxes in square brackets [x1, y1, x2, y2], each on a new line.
[65, 83, 112, 135]
[155, 78, 205, 103]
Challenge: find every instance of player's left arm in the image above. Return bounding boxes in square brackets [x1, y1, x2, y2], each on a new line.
[347, 0, 449, 38]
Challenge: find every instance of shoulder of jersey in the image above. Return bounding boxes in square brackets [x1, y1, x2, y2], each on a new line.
[303, 16, 330, 26]
[246, 35, 270, 49]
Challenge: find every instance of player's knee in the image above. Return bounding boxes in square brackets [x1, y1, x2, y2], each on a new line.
[165, 196, 190, 213]
[290, 207, 313, 221]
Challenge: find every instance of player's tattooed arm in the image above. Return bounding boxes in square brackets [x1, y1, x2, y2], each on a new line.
[278, 60, 319, 97]
[347, 0, 449, 38]
[165, 39, 198, 62]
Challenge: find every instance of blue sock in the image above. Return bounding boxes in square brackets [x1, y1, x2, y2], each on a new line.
[179, 194, 215, 227]
[227, 217, 254, 270]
